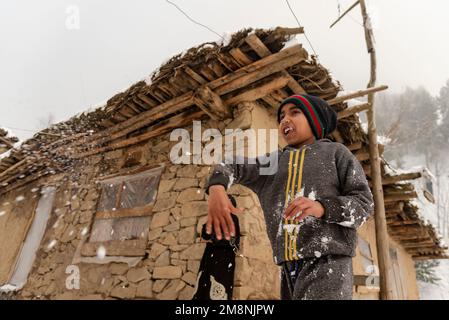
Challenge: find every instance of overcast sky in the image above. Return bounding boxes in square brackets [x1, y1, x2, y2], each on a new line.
[1, 0, 448, 140]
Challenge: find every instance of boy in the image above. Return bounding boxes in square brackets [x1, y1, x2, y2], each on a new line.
[205, 94, 374, 300]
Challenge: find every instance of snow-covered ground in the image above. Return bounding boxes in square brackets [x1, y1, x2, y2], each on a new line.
[418, 260, 449, 300]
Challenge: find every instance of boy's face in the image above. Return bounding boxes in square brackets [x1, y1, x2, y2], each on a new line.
[279, 103, 315, 147]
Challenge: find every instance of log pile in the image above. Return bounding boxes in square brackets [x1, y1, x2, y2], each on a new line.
[0, 27, 446, 260]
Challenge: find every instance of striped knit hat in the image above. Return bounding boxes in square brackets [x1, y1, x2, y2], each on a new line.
[277, 94, 337, 140]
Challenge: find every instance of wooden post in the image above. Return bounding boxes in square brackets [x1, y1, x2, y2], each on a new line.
[359, 0, 393, 300]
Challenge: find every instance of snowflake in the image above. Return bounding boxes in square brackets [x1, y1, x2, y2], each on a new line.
[81, 227, 88, 236]
[97, 245, 106, 259]
[47, 240, 57, 250]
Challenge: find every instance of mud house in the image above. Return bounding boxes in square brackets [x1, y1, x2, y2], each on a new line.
[0, 27, 447, 300]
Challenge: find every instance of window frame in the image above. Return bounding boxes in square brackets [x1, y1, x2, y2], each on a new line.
[80, 164, 164, 258]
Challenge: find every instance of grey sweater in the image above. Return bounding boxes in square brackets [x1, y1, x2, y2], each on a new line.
[205, 139, 374, 265]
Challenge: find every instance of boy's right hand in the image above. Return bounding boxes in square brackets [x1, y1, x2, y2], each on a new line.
[206, 185, 244, 241]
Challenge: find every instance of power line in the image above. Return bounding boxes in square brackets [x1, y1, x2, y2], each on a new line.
[284, 0, 318, 58]
[0, 125, 38, 133]
[165, 0, 224, 41]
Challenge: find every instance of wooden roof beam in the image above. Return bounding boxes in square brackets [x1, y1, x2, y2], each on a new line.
[193, 85, 231, 121]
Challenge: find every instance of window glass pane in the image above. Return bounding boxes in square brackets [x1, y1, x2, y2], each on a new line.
[89, 216, 151, 242]
[357, 236, 373, 259]
[97, 183, 120, 211]
[120, 175, 159, 209]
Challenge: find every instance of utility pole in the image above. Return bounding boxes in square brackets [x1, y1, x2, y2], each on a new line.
[359, 0, 393, 300]
[330, 0, 394, 300]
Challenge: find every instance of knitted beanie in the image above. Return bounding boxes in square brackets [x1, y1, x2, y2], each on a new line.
[277, 94, 337, 140]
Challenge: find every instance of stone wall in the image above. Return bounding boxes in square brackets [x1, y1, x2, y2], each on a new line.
[10, 110, 280, 300]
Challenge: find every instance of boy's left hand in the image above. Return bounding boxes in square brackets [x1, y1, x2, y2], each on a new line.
[283, 197, 325, 221]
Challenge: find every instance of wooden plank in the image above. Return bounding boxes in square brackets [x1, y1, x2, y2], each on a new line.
[81, 239, 147, 257]
[327, 85, 388, 105]
[97, 164, 164, 182]
[383, 191, 417, 203]
[184, 66, 208, 85]
[402, 242, 439, 249]
[213, 50, 307, 96]
[210, 45, 305, 92]
[387, 220, 420, 227]
[224, 74, 290, 106]
[132, 96, 151, 110]
[0, 170, 48, 196]
[337, 103, 371, 119]
[193, 85, 231, 120]
[198, 65, 217, 81]
[382, 172, 421, 185]
[244, 34, 306, 95]
[72, 109, 205, 158]
[65, 92, 195, 151]
[0, 136, 14, 148]
[413, 255, 449, 260]
[385, 201, 404, 214]
[217, 53, 240, 71]
[245, 33, 272, 57]
[137, 94, 158, 107]
[396, 236, 432, 243]
[118, 106, 137, 118]
[208, 60, 227, 78]
[95, 205, 154, 219]
[0, 158, 29, 179]
[229, 48, 253, 66]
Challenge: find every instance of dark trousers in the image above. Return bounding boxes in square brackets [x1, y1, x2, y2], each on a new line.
[280, 255, 353, 300]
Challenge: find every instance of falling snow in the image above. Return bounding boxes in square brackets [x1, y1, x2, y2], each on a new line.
[47, 240, 57, 250]
[97, 245, 106, 259]
[81, 227, 88, 236]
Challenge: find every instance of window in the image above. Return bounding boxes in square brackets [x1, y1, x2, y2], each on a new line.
[358, 235, 374, 272]
[0, 186, 55, 290]
[423, 176, 435, 203]
[6, 187, 56, 290]
[81, 165, 164, 258]
[354, 235, 379, 289]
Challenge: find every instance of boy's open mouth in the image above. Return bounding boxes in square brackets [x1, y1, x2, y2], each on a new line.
[282, 125, 295, 138]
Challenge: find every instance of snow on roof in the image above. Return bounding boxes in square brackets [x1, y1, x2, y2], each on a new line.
[0, 126, 16, 139]
[0, 141, 23, 160]
[384, 164, 436, 180]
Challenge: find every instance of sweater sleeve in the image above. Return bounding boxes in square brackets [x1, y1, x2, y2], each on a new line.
[205, 153, 275, 195]
[317, 145, 374, 229]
